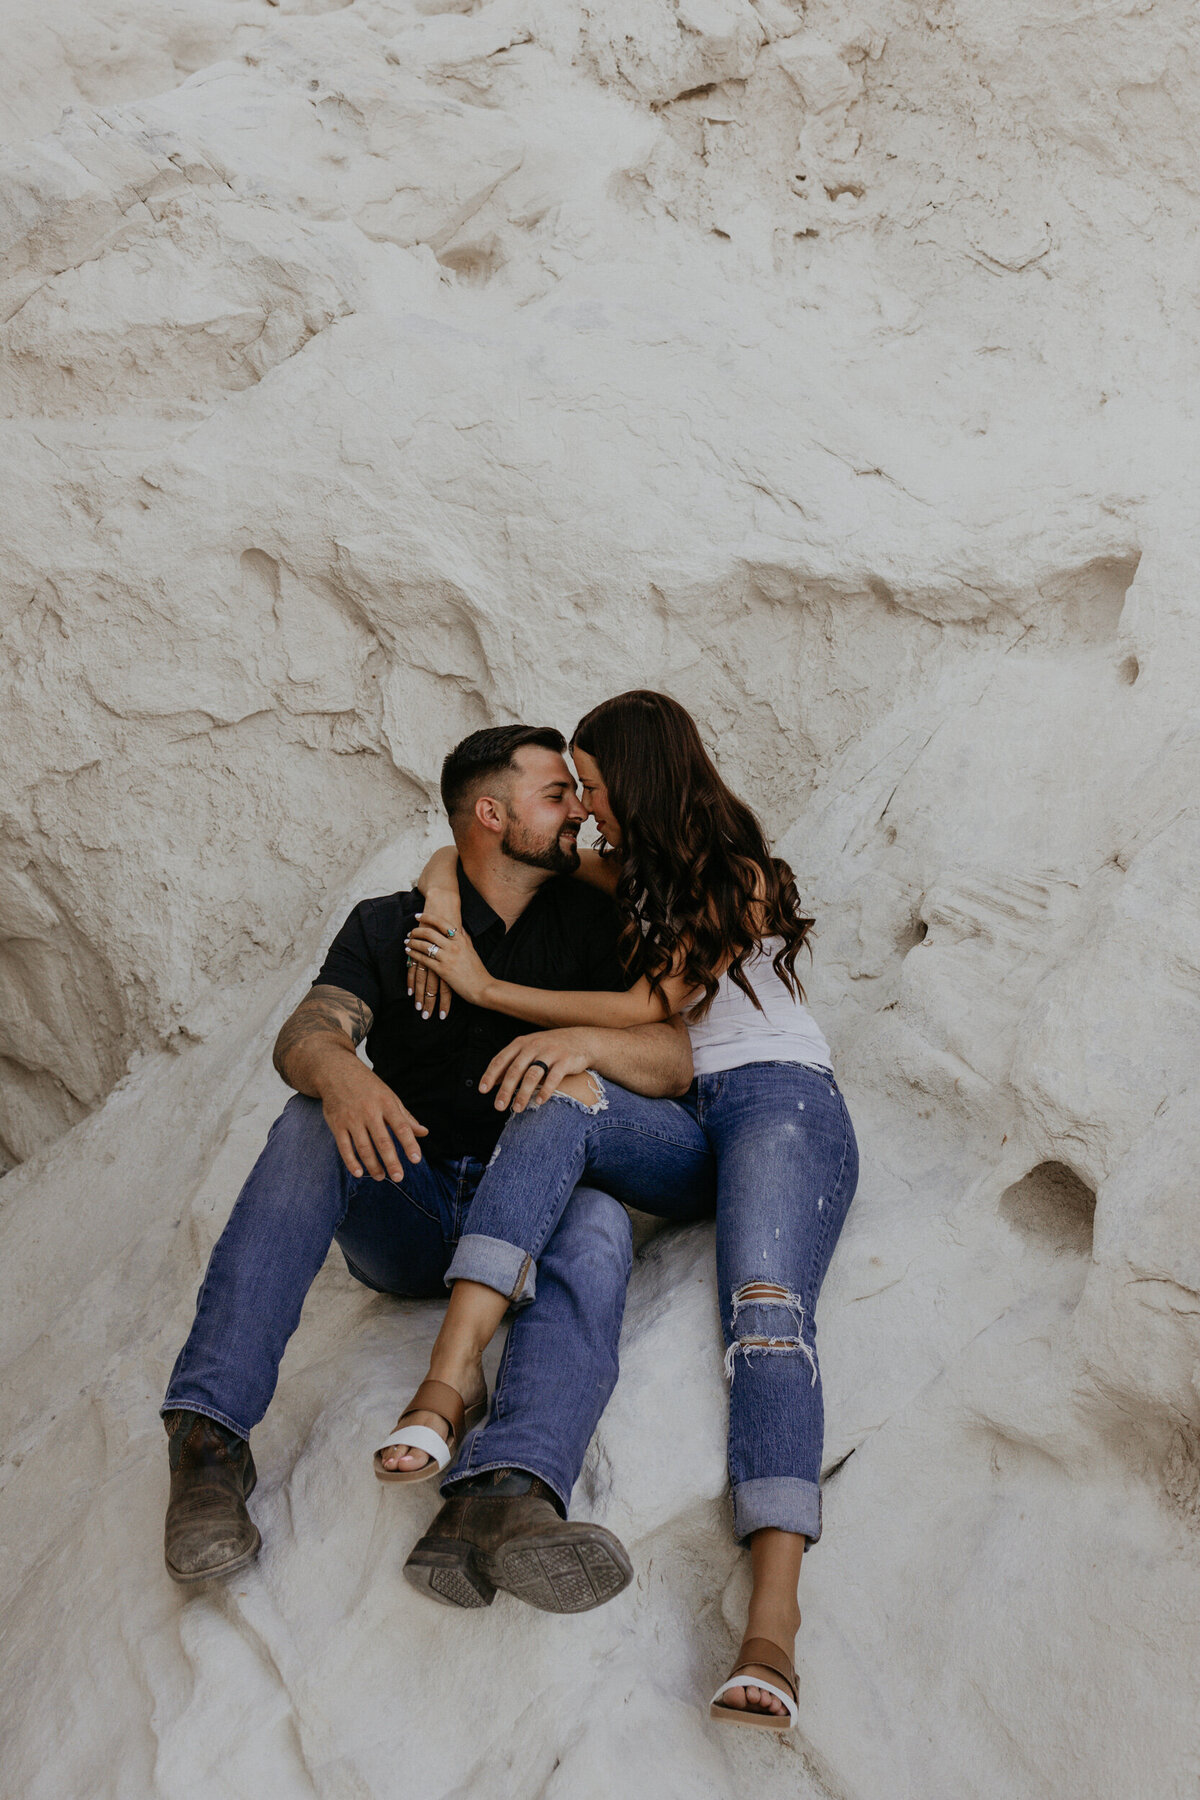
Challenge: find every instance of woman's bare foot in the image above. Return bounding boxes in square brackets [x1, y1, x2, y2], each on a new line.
[379, 1359, 487, 1474]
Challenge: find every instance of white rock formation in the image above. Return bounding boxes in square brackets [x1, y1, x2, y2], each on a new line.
[2, 0, 1199, 1793]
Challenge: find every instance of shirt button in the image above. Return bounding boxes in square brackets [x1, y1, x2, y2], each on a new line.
[463, 1077, 474, 1089]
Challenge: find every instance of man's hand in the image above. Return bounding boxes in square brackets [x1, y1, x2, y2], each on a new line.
[479, 1029, 599, 1114]
[319, 1055, 428, 1181]
[273, 983, 427, 1179]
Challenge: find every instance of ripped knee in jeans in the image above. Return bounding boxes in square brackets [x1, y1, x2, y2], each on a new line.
[548, 1069, 607, 1113]
[724, 1280, 818, 1386]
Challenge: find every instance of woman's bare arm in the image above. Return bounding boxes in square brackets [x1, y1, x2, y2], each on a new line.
[411, 842, 616, 1018]
[416, 845, 463, 919]
[404, 918, 697, 1027]
[475, 970, 695, 1029]
[412, 844, 463, 1017]
[574, 845, 621, 894]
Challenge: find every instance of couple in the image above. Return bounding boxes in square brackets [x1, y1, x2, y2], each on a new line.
[161, 691, 858, 1730]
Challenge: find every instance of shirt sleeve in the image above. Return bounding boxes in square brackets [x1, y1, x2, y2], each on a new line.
[312, 903, 384, 1016]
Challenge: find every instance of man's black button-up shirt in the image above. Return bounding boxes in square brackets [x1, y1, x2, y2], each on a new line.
[313, 868, 627, 1162]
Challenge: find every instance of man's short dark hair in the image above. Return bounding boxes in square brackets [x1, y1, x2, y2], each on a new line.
[440, 724, 567, 820]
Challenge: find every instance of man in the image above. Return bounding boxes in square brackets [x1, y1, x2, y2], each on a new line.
[162, 724, 693, 1612]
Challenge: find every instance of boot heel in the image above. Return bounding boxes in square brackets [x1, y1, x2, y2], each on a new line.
[403, 1539, 496, 1609]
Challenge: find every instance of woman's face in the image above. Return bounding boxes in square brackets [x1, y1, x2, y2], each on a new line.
[571, 747, 621, 850]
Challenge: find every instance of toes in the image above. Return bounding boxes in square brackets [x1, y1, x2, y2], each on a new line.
[717, 1669, 790, 1718]
[742, 1682, 783, 1715]
[380, 1442, 430, 1470]
[389, 1448, 429, 1470]
[381, 1407, 446, 1471]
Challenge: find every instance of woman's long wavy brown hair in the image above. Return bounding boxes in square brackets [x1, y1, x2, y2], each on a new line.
[571, 690, 814, 1020]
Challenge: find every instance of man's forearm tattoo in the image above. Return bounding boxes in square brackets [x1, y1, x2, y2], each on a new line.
[273, 985, 374, 1077]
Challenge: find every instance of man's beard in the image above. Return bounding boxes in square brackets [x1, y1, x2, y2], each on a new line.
[501, 819, 581, 875]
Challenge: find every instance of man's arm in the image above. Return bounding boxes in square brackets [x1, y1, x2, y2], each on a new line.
[477, 1018, 693, 1116]
[273, 984, 427, 1182]
[588, 1018, 692, 1095]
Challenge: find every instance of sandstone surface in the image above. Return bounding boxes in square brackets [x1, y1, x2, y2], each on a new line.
[2, 1, 1199, 1795]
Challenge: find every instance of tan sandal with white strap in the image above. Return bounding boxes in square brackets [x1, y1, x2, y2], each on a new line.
[709, 1634, 799, 1730]
[373, 1378, 486, 1485]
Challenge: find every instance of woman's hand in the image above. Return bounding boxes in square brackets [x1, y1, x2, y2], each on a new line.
[407, 910, 459, 1019]
[405, 920, 493, 1010]
[411, 846, 464, 1019]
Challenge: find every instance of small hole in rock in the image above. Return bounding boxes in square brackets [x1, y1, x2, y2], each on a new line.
[999, 1161, 1095, 1260]
[436, 239, 505, 286]
[894, 914, 927, 953]
[1119, 654, 1139, 685]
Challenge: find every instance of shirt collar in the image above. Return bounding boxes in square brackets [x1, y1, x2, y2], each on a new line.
[457, 867, 504, 941]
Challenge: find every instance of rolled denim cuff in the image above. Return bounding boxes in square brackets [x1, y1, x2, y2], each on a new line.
[159, 1401, 250, 1443]
[445, 1232, 536, 1305]
[732, 1476, 822, 1545]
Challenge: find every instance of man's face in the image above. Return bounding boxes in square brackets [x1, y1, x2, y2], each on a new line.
[497, 746, 587, 874]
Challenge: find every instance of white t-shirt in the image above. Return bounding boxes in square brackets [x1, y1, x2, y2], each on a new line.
[686, 938, 832, 1078]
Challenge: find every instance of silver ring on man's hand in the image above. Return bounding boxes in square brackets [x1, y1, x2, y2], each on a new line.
[529, 1059, 551, 1077]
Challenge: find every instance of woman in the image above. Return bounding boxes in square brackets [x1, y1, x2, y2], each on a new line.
[381, 691, 858, 1729]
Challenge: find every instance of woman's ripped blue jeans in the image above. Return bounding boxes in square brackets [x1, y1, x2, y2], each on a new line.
[447, 1061, 858, 1543]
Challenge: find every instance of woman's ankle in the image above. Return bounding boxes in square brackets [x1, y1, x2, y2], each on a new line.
[426, 1343, 486, 1397]
[744, 1599, 802, 1648]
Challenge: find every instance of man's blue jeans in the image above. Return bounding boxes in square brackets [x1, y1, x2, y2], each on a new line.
[163, 1093, 633, 1515]
[447, 1063, 859, 1543]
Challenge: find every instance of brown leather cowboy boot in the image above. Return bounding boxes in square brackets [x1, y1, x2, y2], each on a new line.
[403, 1470, 632, 1612]
[163, 1410, 261, 1585]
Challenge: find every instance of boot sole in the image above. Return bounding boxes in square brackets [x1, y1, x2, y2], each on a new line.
[490, 1528, 632, 1613]
[404, 1523, 632, 1615]
[403, 1539, 497, 1608]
